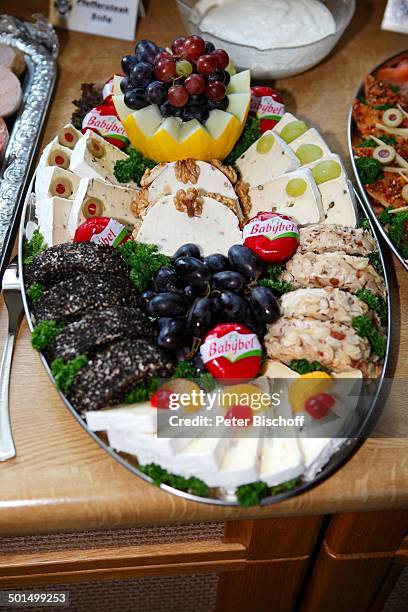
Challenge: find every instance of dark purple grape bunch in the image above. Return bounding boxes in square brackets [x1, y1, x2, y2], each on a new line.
[120, 36, 231, 124]
[140, 243, 280, 358]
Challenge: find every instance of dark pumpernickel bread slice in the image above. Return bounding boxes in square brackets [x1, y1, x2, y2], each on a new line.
[33, 272, 138, 323]
[45, 306, 155, 362]
[67, 338, 174, 413]
[25, 242, 128, 289]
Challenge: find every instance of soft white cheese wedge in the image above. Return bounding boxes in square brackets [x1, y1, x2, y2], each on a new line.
[68, 177, 139, 237]
[37, 140, 72, 169]
[107, 427, 193, 457]
[85, 402, 157, 435]
[272, 112, 298, 135]
[236, 131, 300, 188]
[319, 177, 357, 227]
[36, 196, 73, 246]
[289, 128, 331, 158]
[56, 123, 83, 150]
[298, 438, 346, 481]
[35, 166, 80, 200]
[262, 359, 300, 380]
[249, 168, 324, 225]
[136, 195, 242, 256]
[146, 160, 241, 219]
[260, 437, 304, 487]
[70, 130, 137, 188]
[305, 153, 346, 175]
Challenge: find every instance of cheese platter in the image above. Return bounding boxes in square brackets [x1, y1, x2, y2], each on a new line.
[349, 49, 408, 273]
[17, 34, 391, 506]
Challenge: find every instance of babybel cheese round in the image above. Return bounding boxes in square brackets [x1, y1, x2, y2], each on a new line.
[200, 323, 262, 381]
[82, 103, 129, 150]
[250, 86, 285, 132]
[243, 212, 299, 263]
[74, 217, 131, 247]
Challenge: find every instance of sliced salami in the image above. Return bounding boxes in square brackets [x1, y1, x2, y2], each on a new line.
[0, 66, 22, 117]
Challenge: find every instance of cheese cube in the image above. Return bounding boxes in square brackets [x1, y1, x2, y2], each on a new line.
[236, 131, 300, 188]
[70, 130, 137, 188]
[68, 177, 139, 237]
[289, 128, 331, 158]
[36, 196, 73, 246]
[272, 112, 299, 135]
[319, 177, 357, 228]
[249, 169, 324, 225]
[56, 123, 83, 150]
[85, 402, 157, 434]
[35, 166, 80, 200]
[37, 140, 72, 170]
[136, 195, 243, 256]
[260, 437, 304, 487]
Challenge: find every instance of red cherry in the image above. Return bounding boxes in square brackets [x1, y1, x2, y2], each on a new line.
[225, 405, 253, 427]
[151, 388, 172, 409]
[171, 36, 186, 55]
[212, 49, 229, 70]
[305, 393, 335, 420]
[182, 35, 206, 60]
[205, 81, 226, 101]
[168, 84, 189, 107]
[185, 74, 205, 95]
[196, 54, 218, 76]
[155, 51, 173, 64]
[155, 58, 177, 83]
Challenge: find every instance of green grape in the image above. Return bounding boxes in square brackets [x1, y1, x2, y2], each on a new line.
[176, 59, 193, 77]
[311, 160, 342, 184]
[296, 144, 323, 165]
[256, 133, 275, 154]
[280, 120, 308, 144]
[286, 178, 307, 197]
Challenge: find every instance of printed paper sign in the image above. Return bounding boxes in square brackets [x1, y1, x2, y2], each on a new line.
[50, 0, 141, 41]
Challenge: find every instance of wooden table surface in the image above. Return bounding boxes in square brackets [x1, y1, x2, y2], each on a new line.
[1, 0, 408, 537]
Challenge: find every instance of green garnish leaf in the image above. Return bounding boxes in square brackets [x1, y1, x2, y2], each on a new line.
[172, 360, 196, 379]
[139, 463, 209, 497]
[356, 289, 388, 326]
[269, 477, 301, 495]
[113, 148, 156, 186]
[23, 230, 47, 266]
[51, 355, 88, 393]
[379, 207, 408, 254]
[352, 315, 387, 358]
[224, 117, 261, 164]
[258, 263, 293, 295]
[27, 282, 45, 303]
[358, 135, 396, 148]
[389, 84, 400, 93]
[118, 241, 171, 292]
[236, 481, 269, 507]
[198, 372, 217, 393]
[357, 218, 371, 230]
[368, 251, 384, 275]
[125, 377, 161, 403]
[355, 157, 383, 185]
[31, 320, 65, 351]
[289, 359, 331, 375]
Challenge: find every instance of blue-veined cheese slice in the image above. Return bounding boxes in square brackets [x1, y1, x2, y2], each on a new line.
[236, 131, 300, 188]
[35, 166, 80, 200]
[136, 194, 242, 256]
[68, 177, 139, 237]
[248, 168, 324, 225]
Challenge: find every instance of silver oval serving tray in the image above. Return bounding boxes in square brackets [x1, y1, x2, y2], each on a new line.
[0, 14, 58, 280]
[17, 173, 393, 506]
[348, 49, 408, 273]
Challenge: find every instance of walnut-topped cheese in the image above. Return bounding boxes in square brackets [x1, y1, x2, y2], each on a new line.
[174, 188, 203, 217]
[209, 159, 238, 184]
[174, 159, 200, 184]
[132, 187, 149, 217]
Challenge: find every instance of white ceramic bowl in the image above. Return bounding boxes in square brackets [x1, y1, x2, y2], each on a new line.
[176, 0, 355, 79]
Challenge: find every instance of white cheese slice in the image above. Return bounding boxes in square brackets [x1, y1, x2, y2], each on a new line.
[319, 177, 357, 228]
[262, 359, 300, 380]
[298, 438, 346, 481]
[136, 195, 242, 256]
[236, 131, 300, 188]
[305, 153, 346, 176]
[68, 177, 139, 237]
[107, 427, 193, 458]
[36, 196, 73, 246]
[260, 437, 304, 486]
[56, 123, 83, 149]
[35, 166, 80, 200]
[272, 112, 299, 135]
[69, 130, 137, 188]
[85, 402, 157, 434]
[289, 128, 331, 157]
[249, 168, 324, 225]
[146, 160, 241, 219]
[37, 140, 72, 169]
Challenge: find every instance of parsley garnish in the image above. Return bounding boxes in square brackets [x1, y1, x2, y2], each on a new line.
[236, 477, 300, 507]
[258, 264, 293, 295]
[51, 355, 88, 393]
[23, 230, 47, 266]
[139, 463, 209, 497]
[358, 135, 396, 148]
[31, 320, 65, 351]
[289, 359, 331, 375]
[125, 377, 161, 403]
[356, 289, 388, 326]
[118, 241, 171, 292]
[113, 148, 156, 186]
[224, 117, 261, 164]
[26, 282, 45, 303]
[352, 315, 387, 357]
[355, 157, 383, 184]
[378, 207, 408, 255]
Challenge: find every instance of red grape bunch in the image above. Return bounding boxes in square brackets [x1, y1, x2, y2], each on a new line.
[120, 36, 231, 124]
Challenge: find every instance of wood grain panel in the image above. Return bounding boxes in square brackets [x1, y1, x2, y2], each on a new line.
[0, 0, 407, 536]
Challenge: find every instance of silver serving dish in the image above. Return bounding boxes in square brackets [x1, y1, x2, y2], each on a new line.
[348, 49, 408, 273]
[16, 175, 394, 506]
[0, 14, 58, 280]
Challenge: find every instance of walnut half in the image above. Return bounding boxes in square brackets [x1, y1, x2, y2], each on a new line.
[174, 188, 203, 217]
[210, 159, 238, 184]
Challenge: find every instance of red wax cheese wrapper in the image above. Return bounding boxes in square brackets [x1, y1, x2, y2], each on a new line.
[200, 323, 262, 381]
[243, 212, 299, 263]
[102, 75, 119, 104]
[74, 217, 131, 248]
[250, 86, 285, 132]
[82, 103, 129, 150]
